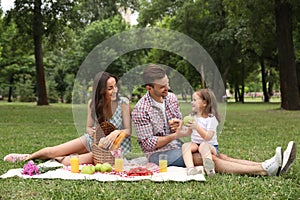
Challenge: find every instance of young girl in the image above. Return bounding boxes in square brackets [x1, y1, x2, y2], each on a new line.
[182, 89, 220, 176]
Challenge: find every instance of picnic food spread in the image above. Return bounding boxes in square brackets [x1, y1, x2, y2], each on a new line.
[126, 167, 153, 176]
[77, 163, 155, 177]
[22, 160, 157, 178]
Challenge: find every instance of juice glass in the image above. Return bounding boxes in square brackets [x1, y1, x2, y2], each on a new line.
[159, 154, 168, 172]
[70, 154, 79, 173]
[114, 156, 123, 172]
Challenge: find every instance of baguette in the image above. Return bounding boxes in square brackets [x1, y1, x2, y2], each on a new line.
[112, 131, 127, 149]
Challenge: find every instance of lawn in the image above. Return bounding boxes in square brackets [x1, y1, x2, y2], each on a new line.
[0, 102, 299, 199]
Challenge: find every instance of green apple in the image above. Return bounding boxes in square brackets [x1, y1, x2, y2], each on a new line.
[102, 162, 113, 172]
[95, 163, 102, 172]
[81, 166, 94, 175]
[99, 164, 107, 172]
[183, 116, 194, 126]
[91, 166, 96, 173]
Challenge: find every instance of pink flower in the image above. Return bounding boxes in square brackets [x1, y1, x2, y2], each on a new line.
[22, 161, 39, 176]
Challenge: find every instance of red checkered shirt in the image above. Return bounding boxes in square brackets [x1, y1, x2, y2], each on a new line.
[132, 92, 183, 159]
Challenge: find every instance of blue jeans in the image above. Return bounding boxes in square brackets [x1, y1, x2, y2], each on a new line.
[149, 148, 186, 167]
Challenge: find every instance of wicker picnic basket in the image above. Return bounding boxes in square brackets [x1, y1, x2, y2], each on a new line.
[92, 122, 116, 165]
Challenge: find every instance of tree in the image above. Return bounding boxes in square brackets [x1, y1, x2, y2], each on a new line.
[137, 0, 184, 26]
[275, 0, 300, 110]
[138, 0, 242, 95]
[6, 0, 139, 105]
[224, 0, 279, 102]
[0, 15, 35, 102]
[8, 0, 81, 105]
[78, 0, 138, 24]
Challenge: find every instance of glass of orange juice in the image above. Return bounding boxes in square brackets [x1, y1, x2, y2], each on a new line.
[159, 154, 168, 172]
[70, 154, 79, 173]
[114, 156, 123, 172]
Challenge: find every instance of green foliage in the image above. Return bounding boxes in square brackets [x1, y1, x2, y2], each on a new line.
[0, 103, 299, 199]
[46, 78, 58, 103]
[72, 80, 90, 104]
[12, 0, 82, 48]
[16, 75, 35, 102]
[79, 15, 128, 54]
[136, 0, 299, 104]
[137, 0, 185, 26]
[78, 0, 138, 24]
[0, 18, 35, 100]
[131, 85, 146, 103]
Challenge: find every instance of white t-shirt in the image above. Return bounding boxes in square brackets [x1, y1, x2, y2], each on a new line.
[152, 99, 167, 125]
[191, 115, 218, 145]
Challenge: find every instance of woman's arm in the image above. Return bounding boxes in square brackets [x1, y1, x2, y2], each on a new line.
[120, 99, 131, 137]
[86, 100, 96, 136]
[105, 98, 132, 142]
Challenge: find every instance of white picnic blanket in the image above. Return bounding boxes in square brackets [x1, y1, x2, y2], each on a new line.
[0, 160, 206, 182]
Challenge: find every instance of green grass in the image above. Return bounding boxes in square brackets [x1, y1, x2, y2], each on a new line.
[0, 102, 299, 199]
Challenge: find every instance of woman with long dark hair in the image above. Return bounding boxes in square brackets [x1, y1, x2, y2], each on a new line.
[4, 72, 131, 165]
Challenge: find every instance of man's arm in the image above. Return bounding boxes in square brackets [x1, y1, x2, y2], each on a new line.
[156, 121, 190, 148]
[156, 134, 177, 148]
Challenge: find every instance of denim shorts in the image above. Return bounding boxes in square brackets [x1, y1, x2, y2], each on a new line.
[84, 133, 94, 152]
[213, 145, 219, 156]
[195, 144, 219, 156]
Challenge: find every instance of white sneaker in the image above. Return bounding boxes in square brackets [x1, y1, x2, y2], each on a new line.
[203, 158, 215, 177]
[187, 167, 202, 176]
[262, 147, 283, 176]
[280, 141, 296, 175]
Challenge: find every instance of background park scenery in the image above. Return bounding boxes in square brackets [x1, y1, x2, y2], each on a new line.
[0, 0, 300, 199]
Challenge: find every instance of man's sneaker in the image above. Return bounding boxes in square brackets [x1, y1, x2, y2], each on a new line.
[280, 141, 296, 175]
[203, 158, 215, 177]
[262, 147, 283, 176]
[187, 167, 202, 176]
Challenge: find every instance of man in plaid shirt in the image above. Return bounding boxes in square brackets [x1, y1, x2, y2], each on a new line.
[132, 64, 190, 167]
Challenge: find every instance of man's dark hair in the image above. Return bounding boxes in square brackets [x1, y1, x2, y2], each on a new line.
[142, 64, 166, 87]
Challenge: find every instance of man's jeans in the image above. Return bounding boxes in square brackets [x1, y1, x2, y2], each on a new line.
[149, 148, 186, 167]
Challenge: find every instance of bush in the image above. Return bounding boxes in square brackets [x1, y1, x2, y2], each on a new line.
[16, 76, 35, 102]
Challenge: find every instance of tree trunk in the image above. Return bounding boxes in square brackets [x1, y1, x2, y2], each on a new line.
[33, 0, 48, 105]
[260, 58, 269, 102]
[268, 81, 274, 97]
[234, 83, 239, 102]
[297, 62, 300, 96]
[222, 64, 231, 91]
[240, 65, 245, 103]
[8, 75, 13, 102]
[275, 0, 300, 110]
[200, 64, 206, 89]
